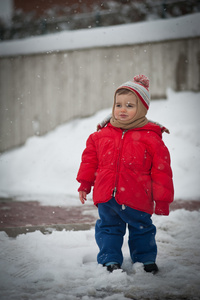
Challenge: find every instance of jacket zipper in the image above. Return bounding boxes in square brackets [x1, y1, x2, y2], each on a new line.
[113, 130, 126, 208]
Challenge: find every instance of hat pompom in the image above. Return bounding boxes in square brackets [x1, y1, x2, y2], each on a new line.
[133, 75, 149, 90]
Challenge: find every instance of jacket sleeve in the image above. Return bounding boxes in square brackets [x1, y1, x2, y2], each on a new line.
[150, 139, 174, 215]
[76, 133, 98, 194]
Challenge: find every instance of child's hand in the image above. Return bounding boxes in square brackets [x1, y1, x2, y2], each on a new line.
[79, 191, 87, 204]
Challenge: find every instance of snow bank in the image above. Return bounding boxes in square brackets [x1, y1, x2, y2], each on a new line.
[0, 209, 200, 299]
[0, 13, 200, 57]
[0, 89, 199, 205]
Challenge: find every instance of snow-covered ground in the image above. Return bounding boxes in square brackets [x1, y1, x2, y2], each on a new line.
[0, 209, 200, 300]
[0, 89, 200, 299]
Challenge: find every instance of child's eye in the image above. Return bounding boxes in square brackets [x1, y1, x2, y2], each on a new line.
[116, 104, 121, 107]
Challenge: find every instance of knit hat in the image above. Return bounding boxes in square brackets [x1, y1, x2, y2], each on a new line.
[115, 75, 150, 110]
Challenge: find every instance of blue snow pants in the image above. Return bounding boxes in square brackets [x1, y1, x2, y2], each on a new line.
[95, 197, 157, 266]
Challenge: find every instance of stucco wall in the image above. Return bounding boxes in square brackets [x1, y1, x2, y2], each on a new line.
[0, 37, 199, 152]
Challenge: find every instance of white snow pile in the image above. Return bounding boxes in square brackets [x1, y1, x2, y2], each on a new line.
[0, 89, 199, 205]
[0, 13, 200, 57]
[0, 209, 200, 300]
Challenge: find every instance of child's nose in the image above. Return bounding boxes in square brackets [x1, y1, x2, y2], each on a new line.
[121, 106, 127, 112]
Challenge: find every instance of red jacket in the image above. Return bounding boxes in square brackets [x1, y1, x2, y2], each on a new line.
[77, 122, 174, 215]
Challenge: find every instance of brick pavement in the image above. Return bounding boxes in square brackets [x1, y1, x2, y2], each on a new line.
[0, 198, 199, 237]
[0, 200, 97, 228]
[0, 198, 98, 237]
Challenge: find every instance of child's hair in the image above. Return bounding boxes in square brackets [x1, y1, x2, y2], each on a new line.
[116, 88, 134, 96]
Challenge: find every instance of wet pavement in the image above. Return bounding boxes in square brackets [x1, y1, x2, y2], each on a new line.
[0, 198, 200, 237]
[0, 199, 97, 228]
[0, 198, 97, 237]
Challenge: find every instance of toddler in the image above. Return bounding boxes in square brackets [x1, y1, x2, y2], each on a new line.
[77, 75, 174, 273]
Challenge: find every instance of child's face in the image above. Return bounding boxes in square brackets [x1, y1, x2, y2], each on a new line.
[114, 92, 137, 122]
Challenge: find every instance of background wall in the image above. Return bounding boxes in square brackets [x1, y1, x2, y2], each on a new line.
[0, 36, 200, 152]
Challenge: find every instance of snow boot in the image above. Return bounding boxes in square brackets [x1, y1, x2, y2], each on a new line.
[144, 263, 158, 274]
[104, 263, 121, 273]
